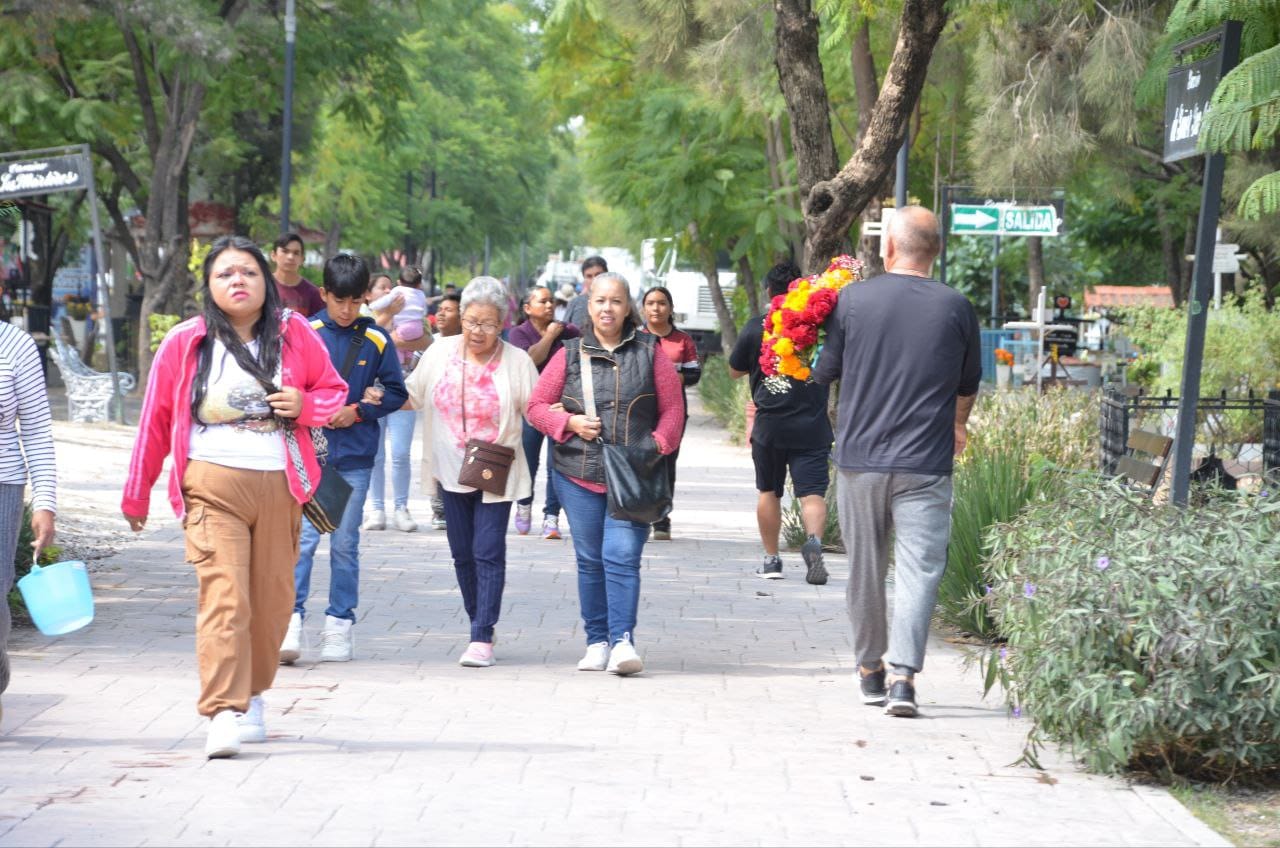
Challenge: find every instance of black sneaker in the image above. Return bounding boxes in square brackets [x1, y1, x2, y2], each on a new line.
[801, 536, 828, 585]
[755, 555, 784, 580]
[859, 666, 887, 706]
[885, 678, 918, 717]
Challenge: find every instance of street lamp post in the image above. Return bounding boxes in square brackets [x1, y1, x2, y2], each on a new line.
[279, 0, 297, 234]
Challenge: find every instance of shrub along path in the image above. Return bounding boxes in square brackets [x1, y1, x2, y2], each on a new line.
[0, 400, 1226, 846]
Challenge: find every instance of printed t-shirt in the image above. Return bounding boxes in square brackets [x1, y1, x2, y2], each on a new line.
[431, 350, 501, 494]
[188, 338, 286, 470]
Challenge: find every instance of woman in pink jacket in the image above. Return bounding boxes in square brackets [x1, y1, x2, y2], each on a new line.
[121, 235, 347, 759]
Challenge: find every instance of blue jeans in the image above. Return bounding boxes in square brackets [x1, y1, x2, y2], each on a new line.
[554, 474, 650, 646]
[517, 420, 561, 517]
[440, 489, 512, 642]
[369, 408, 416, 511]
[295, 465, 373, 622]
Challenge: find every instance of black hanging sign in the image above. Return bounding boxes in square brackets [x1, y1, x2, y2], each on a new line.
[0, 154, 91, 200]
[1163, 52, 1223, 163]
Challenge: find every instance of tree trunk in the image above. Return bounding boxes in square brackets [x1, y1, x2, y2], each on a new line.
[1157, 200, 1183, 308]
[1027, 236, 1045, 314]
[851, 18, 886, 277]
[323, 215, 342, 265]
[690, 224, 737, 355]
[767, 116, 805, 263]
[773, 0, 840, 211]
[737, 253, 760, 318]
[776, 0, 949, 273]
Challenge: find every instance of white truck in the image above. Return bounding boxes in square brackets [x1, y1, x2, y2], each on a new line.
[640, 238, 736, 355]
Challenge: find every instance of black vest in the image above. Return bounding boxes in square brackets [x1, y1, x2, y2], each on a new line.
[553, 325, 658, 484]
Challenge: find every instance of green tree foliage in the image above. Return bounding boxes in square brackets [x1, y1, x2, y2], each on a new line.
[1165, 0, 1280, 214]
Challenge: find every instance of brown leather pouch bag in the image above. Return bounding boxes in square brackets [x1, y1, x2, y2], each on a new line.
[458, 438, 515, 495]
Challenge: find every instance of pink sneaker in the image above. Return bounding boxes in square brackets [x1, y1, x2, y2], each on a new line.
[514, 503, 532, 535]
[459, 642, 495, 667]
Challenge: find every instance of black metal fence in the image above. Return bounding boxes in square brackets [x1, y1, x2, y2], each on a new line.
[1100, 387, 1280, 480]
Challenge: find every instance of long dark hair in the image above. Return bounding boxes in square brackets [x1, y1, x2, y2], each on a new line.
[642, 286, 676, 330]
[191, 235, 286, 417]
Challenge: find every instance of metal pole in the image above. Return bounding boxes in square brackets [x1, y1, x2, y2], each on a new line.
[279, 0, 297, 234]
[939, 185, 949, 288]
[895, 129, 909, 209]
[81, 146, 124, 424]
[991, 233, 1000, 327]
[1170, 20, 1241, 507]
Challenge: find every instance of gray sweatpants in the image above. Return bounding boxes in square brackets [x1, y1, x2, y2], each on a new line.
[836, 471, 953, 674]
[0, 484, 28, 696]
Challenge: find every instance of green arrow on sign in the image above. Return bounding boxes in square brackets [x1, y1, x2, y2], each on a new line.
[950, 204, 999, 234]
[949, 203, 1062, 237]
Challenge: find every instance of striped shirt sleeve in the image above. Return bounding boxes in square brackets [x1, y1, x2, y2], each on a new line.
[8, 331, 56, 512]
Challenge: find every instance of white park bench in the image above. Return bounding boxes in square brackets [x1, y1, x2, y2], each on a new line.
[48, 336, 135, 423]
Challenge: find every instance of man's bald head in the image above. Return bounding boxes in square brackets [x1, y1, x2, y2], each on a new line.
[886, 206, 941, 267]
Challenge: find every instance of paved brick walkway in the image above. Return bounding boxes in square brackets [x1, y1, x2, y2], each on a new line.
[0, 404, 1226, 846]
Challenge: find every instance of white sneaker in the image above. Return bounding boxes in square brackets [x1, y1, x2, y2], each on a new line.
[577, 641, 610, 671]
[279, 612, 303, 665]
[606, 634, 643, 676]
[392, 507, 418, 532]
[205, 710, 241, 759]
[431, 515, 447, 530]
[319, 615, 353, 662]
[362, 510, 386, 531]
[236, 696, 266, 743]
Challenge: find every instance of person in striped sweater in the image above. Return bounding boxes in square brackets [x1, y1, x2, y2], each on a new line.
[0, 309, 57, 732]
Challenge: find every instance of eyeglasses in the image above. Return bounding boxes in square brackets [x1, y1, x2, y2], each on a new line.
[461, 319, 501, 335]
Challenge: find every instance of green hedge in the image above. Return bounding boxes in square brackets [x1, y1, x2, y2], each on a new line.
[983, 479, 1280, 783]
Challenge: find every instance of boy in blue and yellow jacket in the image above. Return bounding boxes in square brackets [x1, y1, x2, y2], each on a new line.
[282, 254, 408, 667]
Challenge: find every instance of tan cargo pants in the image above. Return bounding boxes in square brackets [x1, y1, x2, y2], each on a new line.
[181, 460, 301, 717]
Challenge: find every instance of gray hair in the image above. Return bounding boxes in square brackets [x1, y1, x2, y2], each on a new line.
[460, 275, 510, 322]
[887, 205, 942, 262]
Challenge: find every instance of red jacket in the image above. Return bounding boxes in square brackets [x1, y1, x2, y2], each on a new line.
[121, 310, 349, 520]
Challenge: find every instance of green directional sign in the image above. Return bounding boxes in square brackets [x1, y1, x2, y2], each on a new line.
[950, 204, 999, 234]
[950, 203, 1062, 237]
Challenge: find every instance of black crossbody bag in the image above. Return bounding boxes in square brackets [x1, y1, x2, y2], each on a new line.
[580, 346, 671, 525]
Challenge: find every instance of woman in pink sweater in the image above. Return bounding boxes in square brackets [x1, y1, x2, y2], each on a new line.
[526, 273, 685, 677]
[121, 235, 347, 759]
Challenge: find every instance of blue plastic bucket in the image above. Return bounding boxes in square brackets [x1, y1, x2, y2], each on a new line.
[17, 560, 94, 636]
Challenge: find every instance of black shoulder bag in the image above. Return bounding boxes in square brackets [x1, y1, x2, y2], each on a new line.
[283, 331, 365, 533]
[580, 346, 671, 525]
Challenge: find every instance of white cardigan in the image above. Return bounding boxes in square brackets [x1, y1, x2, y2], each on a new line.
[405, 335, 539, 503]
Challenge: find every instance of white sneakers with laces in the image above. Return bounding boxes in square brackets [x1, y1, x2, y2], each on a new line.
[236, 695, 267, 743]
[392, 507, 418, 532]
[279, 612, 303, 664]
[577, 641, 610, 671]
[606, 634, 643, 676]
[320, 615, 354, 662]
[362, 509, 386, 531]
[205, 710, 241, 759]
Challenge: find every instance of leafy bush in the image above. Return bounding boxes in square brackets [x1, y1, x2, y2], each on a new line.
[983, 479, 1280, 783]
[936, 388, 1099, 637]
[149, 313, 181, 352]
[1115, 294, 1280, 442]
[697, 355, 748, 444]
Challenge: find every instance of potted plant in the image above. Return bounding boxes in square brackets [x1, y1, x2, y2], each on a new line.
[62, 295, 93, 346]
[995, 348, 1014, 390]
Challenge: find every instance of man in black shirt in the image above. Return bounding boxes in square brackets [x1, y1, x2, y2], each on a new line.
[729, 262, 832, 585]
[813, 206, 981, 718]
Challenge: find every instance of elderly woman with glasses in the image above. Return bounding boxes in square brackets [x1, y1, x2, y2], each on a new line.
[404, 276, 538, 668]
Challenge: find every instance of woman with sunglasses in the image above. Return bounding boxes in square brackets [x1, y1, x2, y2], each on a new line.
[121, 235, 348, 759]
[404, 277, 538, 668]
